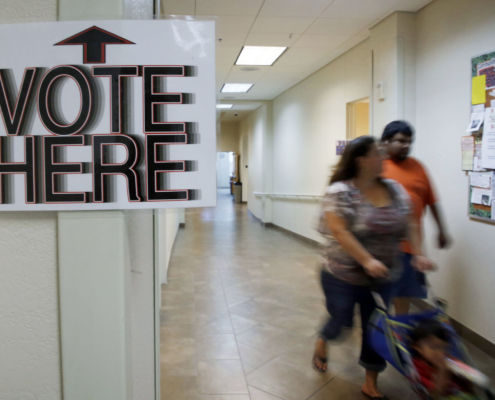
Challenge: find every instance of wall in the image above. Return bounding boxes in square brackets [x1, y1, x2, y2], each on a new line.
[156, 209, 182, 285]
[370, 12, 417, 133]
[239, 103, 272, 218]
[220, 121, 240, 152]
[271, 39, 372, 241]
[0, 2, 61, 400]
[414, 0, 495, 343]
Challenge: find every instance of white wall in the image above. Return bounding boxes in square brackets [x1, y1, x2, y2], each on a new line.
[239, 103, 272, 218]
[271, 40, 372, 240]
[0, 2, 60, 400]
[156, 209, 182, 285]
[220, 121, 240, 152]
[414, 0, 495, 343]
[126, 211, 155, 400]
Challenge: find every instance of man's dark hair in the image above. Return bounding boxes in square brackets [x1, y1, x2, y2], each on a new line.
[381, 120, 414, 142]
[410, 319, 450, 345]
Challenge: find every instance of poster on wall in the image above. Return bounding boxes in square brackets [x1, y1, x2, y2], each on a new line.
[0, 20, 216, 211]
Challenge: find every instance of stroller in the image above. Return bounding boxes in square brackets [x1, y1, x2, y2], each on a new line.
[367, 294, 494, 400]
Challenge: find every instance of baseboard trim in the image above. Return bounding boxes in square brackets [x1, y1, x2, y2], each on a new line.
[267, 223, 322, 248]
[412, 299, 495, 359]
[247, 209, 321, 248]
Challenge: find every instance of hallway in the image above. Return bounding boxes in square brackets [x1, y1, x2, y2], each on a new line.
[160, 190, 448, 400]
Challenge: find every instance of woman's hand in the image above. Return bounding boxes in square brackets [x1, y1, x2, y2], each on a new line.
[363, 259, 389, 278]
[411, 255, 436, 272]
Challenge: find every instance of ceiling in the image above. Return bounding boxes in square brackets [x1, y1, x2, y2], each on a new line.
[161, 0, 434, 105]
[218, 101, 263, 121]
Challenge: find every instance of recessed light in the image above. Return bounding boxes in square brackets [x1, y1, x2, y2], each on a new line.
[216, 104, 233, 109]
[236, 46, 287, 66]
[221, 83, 253, 93]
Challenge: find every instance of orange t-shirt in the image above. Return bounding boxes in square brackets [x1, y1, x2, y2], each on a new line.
[382, 157, 437, 254]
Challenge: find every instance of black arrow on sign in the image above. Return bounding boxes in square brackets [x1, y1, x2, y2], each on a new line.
[54, 26, 135, 64]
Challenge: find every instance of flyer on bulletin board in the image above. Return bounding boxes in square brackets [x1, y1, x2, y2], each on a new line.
[468, 51, 495, 221]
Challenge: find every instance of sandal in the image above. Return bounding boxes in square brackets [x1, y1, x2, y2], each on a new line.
[361, 390, 390, 400]
[312, 354, 327, 373]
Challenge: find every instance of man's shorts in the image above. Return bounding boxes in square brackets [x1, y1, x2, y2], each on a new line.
[395, 253, 428, 299]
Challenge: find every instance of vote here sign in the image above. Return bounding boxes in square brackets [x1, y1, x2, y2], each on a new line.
[0, 20, 216, 210]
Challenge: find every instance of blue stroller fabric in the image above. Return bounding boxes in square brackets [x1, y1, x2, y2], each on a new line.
[367, 305, 492, 400]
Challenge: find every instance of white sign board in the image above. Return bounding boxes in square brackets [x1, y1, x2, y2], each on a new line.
[0, 20, 216, 210]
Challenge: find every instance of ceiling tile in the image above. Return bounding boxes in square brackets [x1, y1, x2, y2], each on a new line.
[292, 34, 350, 51]
[305, 17, 374, 36]
[243, 84, 288, 100]
[197, 15, 256, 35]
[244, 33, 301, 47]
[260, 65, 308, 81]
[226, 66, 270, 83]
[217, 33, 248, 47]
[393, 0, 434, 12]
[195, 0, 265, 16]
[259, 0, 334, 17]
[216, 46, 243, 64]
[160, 0, 195, 15]
[275, 47, 331, 67]
[321, 0, 402, 19]
[250, 17, 316, 34]
[216, 64, 232, 83]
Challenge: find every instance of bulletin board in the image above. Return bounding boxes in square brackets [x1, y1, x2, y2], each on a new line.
[467, 51, 495, 223]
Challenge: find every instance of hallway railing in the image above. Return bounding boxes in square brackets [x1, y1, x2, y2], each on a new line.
[253, 192, 323, 200]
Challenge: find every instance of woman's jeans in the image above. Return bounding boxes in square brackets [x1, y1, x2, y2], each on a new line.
[320, 270, 396, 372]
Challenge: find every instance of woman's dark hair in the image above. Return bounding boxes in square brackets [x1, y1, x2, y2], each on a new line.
[330, 136, 376, 184]
[381, 120, 414, 142]
[410, 319, 450, 345]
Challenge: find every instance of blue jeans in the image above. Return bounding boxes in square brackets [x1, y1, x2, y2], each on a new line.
[320, 270, 397, 372]
[395, 253, 427, 299]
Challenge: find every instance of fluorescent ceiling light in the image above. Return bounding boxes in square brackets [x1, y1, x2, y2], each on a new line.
[221, 83, 253, 93]
[236, 46, 287, 66]
[216, 104, 233, 109]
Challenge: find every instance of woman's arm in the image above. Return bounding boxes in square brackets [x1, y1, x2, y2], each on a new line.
[408, 215, 436, 272]
[326, 211, 388, 278]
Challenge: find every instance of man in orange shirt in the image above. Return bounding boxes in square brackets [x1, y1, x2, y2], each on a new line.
[381, 121, 450, 314]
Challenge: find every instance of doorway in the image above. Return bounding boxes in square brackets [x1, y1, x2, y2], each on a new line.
[347, 97, 370, 139]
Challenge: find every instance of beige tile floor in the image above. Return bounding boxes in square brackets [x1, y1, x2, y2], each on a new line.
[161, 190, 495, 400]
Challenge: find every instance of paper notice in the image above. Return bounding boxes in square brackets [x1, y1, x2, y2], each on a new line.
[469, 172, 491, 188]
[467, 112, 485, 132]
[481, 107, 495, 169]
[472, 104, 485, 113]
[471, 187, 492, 205]
[462, 136, 475, 170]
[472, 75, 487, 105]
[474, 136, 486, 171]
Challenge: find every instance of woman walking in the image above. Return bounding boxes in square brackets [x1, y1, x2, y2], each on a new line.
[312, 136, 434, 399]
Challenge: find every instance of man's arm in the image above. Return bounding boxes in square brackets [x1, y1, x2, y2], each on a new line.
[430, 203, 450, 249]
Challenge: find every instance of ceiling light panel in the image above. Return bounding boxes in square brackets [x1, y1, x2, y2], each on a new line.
[216, 104, 234, 109]
[236, 46, 287, 66]
[221, 83, 254, 93]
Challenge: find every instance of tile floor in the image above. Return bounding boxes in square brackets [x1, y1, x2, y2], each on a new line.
[160, 190, 495, 400]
